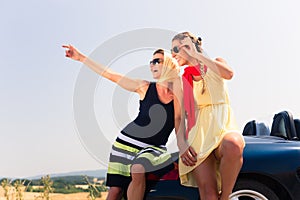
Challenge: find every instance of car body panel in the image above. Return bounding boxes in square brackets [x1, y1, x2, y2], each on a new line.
[146, 135, 300, 199]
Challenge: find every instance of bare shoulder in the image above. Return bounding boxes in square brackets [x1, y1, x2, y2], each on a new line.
[136, 80, 150, 100]
[172, 76, 182, 85]
[136, 79, 150, 91]
[215, 57, 227, 64]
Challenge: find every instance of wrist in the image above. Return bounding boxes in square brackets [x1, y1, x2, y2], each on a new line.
[177, 140, 188, 152]
[78, 54, 87, 62]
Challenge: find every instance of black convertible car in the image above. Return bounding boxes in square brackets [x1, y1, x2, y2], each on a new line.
[145, 110, 300, 200]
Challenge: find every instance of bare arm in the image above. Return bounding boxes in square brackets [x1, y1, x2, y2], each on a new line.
[180, 38, 234, 80]
[173, 78, 186, 149]
[62, 44, 147, 93]
[195, 53, 233, 80]
[173, 78, 197, 166]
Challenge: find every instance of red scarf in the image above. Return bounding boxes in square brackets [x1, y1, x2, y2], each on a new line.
[182, 64, 207, 138]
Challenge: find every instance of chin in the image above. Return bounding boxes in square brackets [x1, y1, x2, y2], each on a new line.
[178, 61, 186, 66]
[152, 75, 158, 79]
[176, 59, 186, 66]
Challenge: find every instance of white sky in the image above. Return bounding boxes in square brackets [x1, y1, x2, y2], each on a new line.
[1, 0, 300, 178]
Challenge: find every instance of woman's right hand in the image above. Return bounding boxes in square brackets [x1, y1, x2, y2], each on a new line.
[181, 146, 197, 166]
[179, 37, 198, 58]
[62, 44, 86, 62]
[178, 141, 197, 166]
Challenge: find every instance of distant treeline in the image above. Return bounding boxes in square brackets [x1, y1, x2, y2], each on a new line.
[30, 175, 105, 185]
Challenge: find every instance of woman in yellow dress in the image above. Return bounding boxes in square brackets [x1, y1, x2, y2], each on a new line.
[171, 32, 245, 200]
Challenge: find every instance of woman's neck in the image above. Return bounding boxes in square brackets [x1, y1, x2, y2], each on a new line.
[156, 81, 169, 90]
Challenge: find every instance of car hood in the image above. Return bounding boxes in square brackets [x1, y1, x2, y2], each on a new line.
[244, 135, 299, 145]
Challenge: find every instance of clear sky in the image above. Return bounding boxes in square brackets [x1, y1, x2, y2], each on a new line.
[1, 0, 300, 178]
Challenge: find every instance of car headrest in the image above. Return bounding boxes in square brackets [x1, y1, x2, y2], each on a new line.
[256, 122, 270, 136]
[242, 120, 256, 136]
[270, 111, 298, 140]
[242, 120, 270, 136]
[294, 119, 300, 139]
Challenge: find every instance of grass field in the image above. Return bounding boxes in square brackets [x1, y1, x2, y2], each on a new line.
[0, 189, 108, 200]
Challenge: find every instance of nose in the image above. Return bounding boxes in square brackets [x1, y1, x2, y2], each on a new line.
[150, 64, 155, 70]
[171, 51, 176, 58]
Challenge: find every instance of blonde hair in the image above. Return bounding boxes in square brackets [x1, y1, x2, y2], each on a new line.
[172, 32, 202, 52]
[158, 52, 180, 83]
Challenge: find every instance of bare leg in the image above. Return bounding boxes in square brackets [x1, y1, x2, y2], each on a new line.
[106, 187, 123, 200]
[127, 164, 146, 200]
[215, 132, 244, 200]
[192, 153, 219, 200]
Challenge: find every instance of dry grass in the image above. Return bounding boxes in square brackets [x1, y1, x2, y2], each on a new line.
[0, 190, 108, 200]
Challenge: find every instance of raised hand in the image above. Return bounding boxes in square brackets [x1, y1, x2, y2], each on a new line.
[62, 44, 86, 62]
[180, 37, 199, 58]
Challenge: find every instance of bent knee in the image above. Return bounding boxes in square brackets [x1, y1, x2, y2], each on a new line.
[131, 164, 145, 174]
[131, 164, 146, 183]
[222, 133, 244, 155]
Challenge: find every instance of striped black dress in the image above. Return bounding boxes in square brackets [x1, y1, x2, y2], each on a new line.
[106, 82, 175, 190]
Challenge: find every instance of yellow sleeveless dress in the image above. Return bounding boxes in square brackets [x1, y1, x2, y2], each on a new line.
[179, 68, 245, 188]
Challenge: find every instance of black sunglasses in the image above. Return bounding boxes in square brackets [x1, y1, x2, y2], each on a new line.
[171, 46, 180, 54]
[171, 45, 190, 54]
[150, 58, 163, 65]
